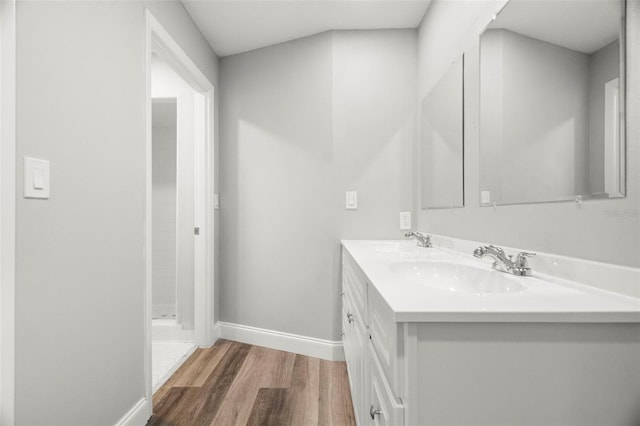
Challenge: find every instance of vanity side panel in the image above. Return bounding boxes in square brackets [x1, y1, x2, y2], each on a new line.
[415, 323, 640, 426]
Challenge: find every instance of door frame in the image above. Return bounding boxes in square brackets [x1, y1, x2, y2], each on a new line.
[0, 0, 16, 423]
[144, 10, 215, 416]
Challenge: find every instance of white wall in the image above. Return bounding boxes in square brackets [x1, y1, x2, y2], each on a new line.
[421, 56, 463, 209]
[14, 1, 219, 424]
[332, 31, 416, 239]
[417, 0, 639, 269]
[152, 56, 198, 330]
[220, 30, 416, 342]
[0, 0, 17, 423]
[220, 32, 336, 341]
[589, 40, 620, 195]
[175, 92, 195, 330]
[480, 29, 591, 204]
[152, 100, 178, 318]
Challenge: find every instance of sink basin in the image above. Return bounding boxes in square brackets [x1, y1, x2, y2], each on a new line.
[389, 261, 526, 294]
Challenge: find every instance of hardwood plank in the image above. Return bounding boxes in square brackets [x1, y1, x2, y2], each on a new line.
[318, 360, 356, 426]
[148, 387, 194, 426]
[173, 339, 233, 387]
[153, 348, 204, 405]
[282, 354, 320, 425]
[246, 388, 289, 426]
[188, 341, 252, 425]
[150, 341, 250, 426]
[153, 340, 233, 406]
[318, 360, 331, 426]
[149, 341, 355, 426]
[209, 346, 296, 425]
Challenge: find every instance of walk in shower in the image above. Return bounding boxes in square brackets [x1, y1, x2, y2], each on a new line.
[151, 92, 196, 390]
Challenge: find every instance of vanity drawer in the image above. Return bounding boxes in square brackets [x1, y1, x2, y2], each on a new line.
[367, 344, 404, 426]
[342, 289, 368, 426]
[368, 286, 403, 396]
[342, 249, 368, 321]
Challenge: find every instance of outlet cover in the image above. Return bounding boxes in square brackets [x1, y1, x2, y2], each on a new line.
[399, 212, 411, 230]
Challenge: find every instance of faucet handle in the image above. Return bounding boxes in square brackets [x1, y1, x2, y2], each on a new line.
[515, 252, 536, 267]
[488, 245, 504, 255]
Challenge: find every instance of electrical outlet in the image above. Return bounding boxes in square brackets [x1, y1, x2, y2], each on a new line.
[399, 212, 411, 230]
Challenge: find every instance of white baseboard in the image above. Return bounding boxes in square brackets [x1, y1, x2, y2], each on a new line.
[114, 397, 150, 426]
[217, 322, 344, 361]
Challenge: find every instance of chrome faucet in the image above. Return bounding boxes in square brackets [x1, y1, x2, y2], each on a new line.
[473, 245, 535, 276]
[405, 231, 432, 248]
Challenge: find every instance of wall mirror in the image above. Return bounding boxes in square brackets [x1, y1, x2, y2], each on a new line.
[421, 55, 464, 209]
[479, 0, 625, 206]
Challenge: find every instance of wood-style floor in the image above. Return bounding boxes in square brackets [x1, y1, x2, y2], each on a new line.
[148, 339, 356, 426]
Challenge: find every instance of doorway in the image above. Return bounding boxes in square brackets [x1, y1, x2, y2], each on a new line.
[0, 0, 16, 423]
[145, 10, 215, 416]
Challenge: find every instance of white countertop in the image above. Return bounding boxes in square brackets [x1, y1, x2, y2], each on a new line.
[342, 240, 640, 323]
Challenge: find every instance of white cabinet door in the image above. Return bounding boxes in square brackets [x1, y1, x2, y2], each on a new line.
[343, 289, 368, 425]
[367, 345, 404, 426]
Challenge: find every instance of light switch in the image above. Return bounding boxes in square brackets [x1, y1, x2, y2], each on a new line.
[345, 191, 357, 210]
[33, 168, 45, 189]
[400, 212, 411, 230]
[24, 156, 50, 199]
[480, 190, 491, 205]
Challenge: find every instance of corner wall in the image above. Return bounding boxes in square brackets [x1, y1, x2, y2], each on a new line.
[417, 0, 640, 269]
[14, 1, 219, 424]
[219, 30, 416, 342]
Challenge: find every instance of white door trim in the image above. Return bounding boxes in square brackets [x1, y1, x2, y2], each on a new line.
[144, 10, 215, 419]
[0, 0, 16, 423]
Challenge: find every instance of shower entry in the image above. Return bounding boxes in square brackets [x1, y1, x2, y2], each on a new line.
[145, 11, 215, 408]
[147, 38, 213, 397]
[150, 60, 200, 389]
[151, 95, 196, 338]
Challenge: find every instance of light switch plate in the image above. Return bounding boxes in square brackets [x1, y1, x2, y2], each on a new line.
[480, 190, 491, 205]
[345, 191, 357, 210]
[24, 156, 50, 199]
[400, 211, 411, 230]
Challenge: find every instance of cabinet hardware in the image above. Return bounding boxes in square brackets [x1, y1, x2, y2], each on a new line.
[347, 312, 355, 324]
[370, 405, 383, 420]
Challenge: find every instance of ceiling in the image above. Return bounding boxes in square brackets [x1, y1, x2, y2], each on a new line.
[488, 0, 620, 54]
[181, 0, 432, 57]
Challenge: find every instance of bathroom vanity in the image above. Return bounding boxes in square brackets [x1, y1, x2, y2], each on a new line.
[341, 239, 640, 426]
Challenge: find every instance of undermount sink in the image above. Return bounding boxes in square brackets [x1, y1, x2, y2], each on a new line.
[389, 261, 526, 294]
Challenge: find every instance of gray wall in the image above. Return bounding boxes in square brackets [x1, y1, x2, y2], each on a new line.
[14, 1, 219, 424]
[589, 40, 620, 195]
[480, 29, 591, 204]
[417, 0, 640, 269]
[152, 100, 178, 318]
[220, 30, 416, 341]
